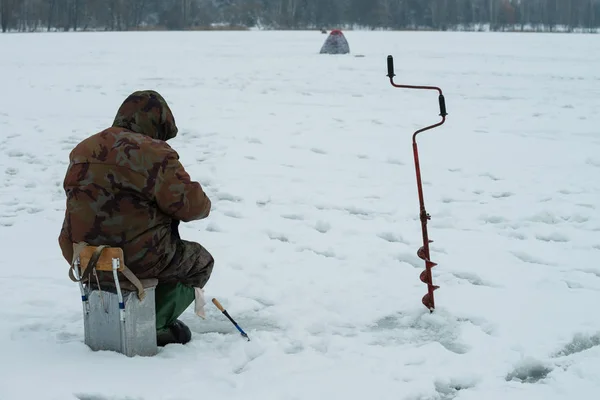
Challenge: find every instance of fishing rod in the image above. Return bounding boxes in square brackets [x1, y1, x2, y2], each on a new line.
[212, 298, 250, 341]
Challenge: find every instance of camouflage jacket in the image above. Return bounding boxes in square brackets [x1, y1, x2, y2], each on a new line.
[58, 91, 211, 280]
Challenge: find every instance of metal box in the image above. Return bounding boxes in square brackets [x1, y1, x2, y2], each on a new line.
[71, 244, 159, 357]
[83, 284, 158, 357]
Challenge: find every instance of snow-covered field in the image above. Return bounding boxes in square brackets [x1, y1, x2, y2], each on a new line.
[1, 30, 599, 400]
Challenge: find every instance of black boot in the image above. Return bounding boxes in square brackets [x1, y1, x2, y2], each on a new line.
[157, 320, 192, 347]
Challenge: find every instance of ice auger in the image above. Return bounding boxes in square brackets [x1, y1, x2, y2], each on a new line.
[386, 55, 448, 312]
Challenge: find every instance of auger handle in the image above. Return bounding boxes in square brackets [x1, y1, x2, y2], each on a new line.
[438, 95, 447, 117]
[387, 55, 395, 78]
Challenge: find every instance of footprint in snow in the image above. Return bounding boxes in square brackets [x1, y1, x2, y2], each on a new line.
[511, 251, 555, 266]
[558, 188, 579, 195]
[246, 137, 262, 144]
[530, 211, 590, 224]
[283, 340, 305, 355]
[480, 214, 508, 224]
[455, 316, 496, 336]
[552, 332, 600, 358]
[441, 197, 457, 204]
[251, 297, 276, 308]
[563, 280, 586, 289]
[2, 199, 20, 206]
[267, 232, 289, 243]
[60, 136, 83, 146]
[343, 205, 372, 217]
[563, 213, 590, 223]
[205, 222, 222, 232]
[527, 211, 561, 225]
[298, 246, 336, 258]
[223, 210, 243, 219]
[0, 219, 14, 227]
[505, 358, 553, 383]
[585, 157, 600, 168]
[5, 167, 18, 176]
[479, 172, 501, 181]
[451, 271, 496, 287]
[534, 232, 569, 243]
[310, 147, 327, 155]
[577, 268, 600, 278]
[73, 394, 122, 400]
[503, 230, 527, 240]
[491, 191, 514, 199]
[314, 220, 331, 233]
[395, 252, 424, 269]
[232, 344, 267, 374]
[215, 192, 243, 203]
[256, 198, 270, 207]
[386, 157, 404, 166]
[7, 150, 24, 158]
[56, 331, 80, 343]
[434, 379, 477, 400]
[377, 231, 407, 244]
[281, 213, 304, 221]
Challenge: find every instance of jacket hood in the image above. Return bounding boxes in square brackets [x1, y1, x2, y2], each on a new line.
[112, 90, 178, 141]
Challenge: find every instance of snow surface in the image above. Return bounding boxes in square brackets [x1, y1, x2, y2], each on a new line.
[1, 30, 599, 400]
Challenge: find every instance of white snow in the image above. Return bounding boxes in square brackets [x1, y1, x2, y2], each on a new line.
[1, 30, 600, 400]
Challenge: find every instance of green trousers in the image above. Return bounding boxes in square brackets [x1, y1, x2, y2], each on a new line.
[154, 282, 195, 332]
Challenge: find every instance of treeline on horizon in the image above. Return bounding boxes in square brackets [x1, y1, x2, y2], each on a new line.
[1, 0, 598, 33]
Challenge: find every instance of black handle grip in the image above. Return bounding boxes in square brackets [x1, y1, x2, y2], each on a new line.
[438, 94, 447, 117]
[387, 55, 395, 78]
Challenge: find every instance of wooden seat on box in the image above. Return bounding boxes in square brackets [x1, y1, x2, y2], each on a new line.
[70, 242, 158, 357]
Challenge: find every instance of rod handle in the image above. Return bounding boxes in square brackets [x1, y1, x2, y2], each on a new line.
[438, 94, 447, 117]
[212, 298, 225, 312]
[387, 55, 395, 78]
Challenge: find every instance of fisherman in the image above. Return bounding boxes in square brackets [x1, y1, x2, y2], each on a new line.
[58, 90, 213, 346]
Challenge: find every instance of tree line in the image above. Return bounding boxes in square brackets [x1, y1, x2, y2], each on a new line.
[1, 0, 598, 33]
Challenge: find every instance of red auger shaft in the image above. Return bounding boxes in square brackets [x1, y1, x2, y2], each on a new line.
[386, 55, 448, 312]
